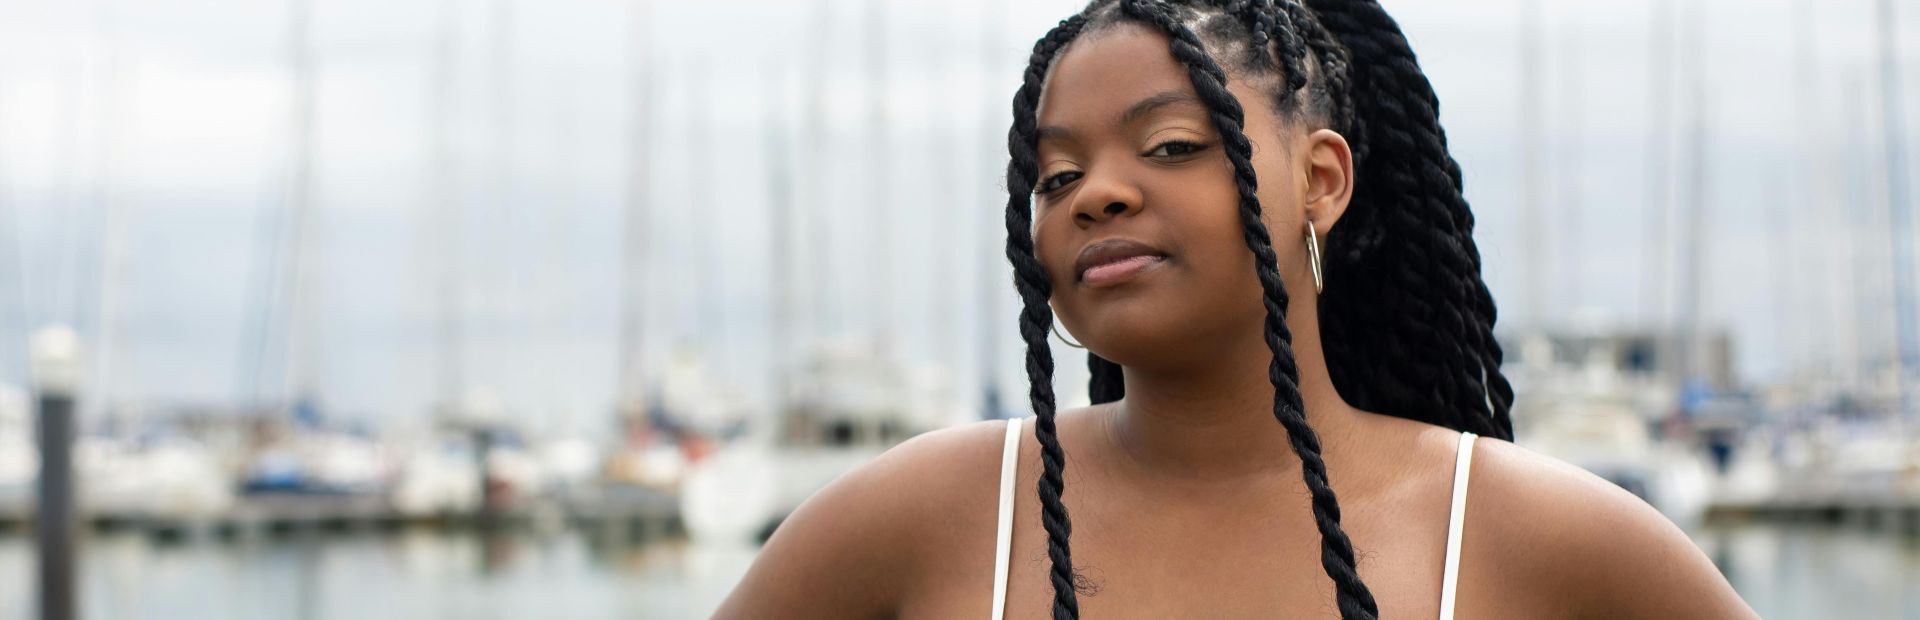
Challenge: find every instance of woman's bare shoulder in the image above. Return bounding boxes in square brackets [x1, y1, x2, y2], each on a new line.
[713, 419, 1012, 619]
[826, 418, 1014, 537]
[1465, 437, 1757, 618]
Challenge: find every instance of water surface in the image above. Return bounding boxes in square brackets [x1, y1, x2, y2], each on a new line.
[0, 522, 1909, 618]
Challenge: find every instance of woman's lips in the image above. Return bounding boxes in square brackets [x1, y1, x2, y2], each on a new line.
[1075, 238, 1168, 288]
[1080, 254, 1166, 287]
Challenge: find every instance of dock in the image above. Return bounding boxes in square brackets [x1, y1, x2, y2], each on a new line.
[0, 486, 683, 540]
[1706, 485, 1920, 532]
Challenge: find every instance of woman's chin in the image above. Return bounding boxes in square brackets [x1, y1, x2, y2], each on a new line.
[1073, 321, 1223, 366]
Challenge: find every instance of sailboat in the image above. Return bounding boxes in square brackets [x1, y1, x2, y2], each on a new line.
[678, 18, 961, 539]
[53, 5, 239, 525]
[0, 386, 33, 520]
[226, 0, 396, 516]
[1502, 2, 1713, 528]
[680, 337, 951, 544]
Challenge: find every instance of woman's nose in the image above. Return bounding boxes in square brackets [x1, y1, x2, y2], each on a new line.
[1070, 174, 1143, 227]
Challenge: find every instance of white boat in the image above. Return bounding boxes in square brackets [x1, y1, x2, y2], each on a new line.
[1507, 330, 1717, 529]
[0, 386, 34, 519]
[680, 340, 960, 544]
[58, 427, 235, 523]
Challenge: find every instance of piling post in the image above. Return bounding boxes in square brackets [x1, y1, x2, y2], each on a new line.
[30, 326, 80, 620]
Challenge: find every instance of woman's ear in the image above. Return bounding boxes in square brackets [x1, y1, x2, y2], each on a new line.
[1302, 128, 1355, 233]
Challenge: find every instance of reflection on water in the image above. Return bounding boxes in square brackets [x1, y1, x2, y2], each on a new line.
[0, 529, 756, 619]
[0, 522, 1910, 618]
[1693, 522, 1920, 619]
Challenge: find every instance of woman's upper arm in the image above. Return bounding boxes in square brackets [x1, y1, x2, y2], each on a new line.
[1474, 440, 1758, 619]
[1568, 487, 1757, 619]
[710, 447, 925, 619]
[712, 422, 1002, 619]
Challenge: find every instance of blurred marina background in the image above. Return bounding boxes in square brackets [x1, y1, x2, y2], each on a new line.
[1, 0, 1919, 617]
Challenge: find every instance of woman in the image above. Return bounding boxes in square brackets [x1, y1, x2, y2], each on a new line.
[719, 0, 1757, 617]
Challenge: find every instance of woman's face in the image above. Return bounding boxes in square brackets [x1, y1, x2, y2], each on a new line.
[1031, 22, 1352, 369]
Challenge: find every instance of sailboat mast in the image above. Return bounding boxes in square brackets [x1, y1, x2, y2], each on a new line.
[1675, 0, 1709, 397]
[618, 0, 654, 421]
[1556, 17, 1583, 318]
[1642, 0, 1673, 335]
[689, 60, 722, 372]
[0, 43, 19, 386]
[89, 1, 127, 424]
[767, 67, 795, 423]
[977, 0, 1006, 419]
[1874, 0, 1918, 420]
[1518, 0, 1545, 331]
[927, 10, 959, 387]
[803, 0, 833, 342]
[1790, 0, 1832, 384]
[866, 0, 893, 346]
[1845, 77, 1879, 395]
[489, 0, 517, 422]
[431, 0, 465, 416]
[280, 0, 320, 415]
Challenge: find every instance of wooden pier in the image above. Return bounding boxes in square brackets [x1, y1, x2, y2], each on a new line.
[0, 486, 683, 540]
[1706, 491, 1920, 532]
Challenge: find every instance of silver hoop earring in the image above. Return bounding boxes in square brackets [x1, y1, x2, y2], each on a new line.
[1051, 323, 1086, 349]
[1305, 223, 1324, 294]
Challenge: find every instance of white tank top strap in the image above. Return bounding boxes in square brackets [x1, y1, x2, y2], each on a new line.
[990, 417, 1024, 620]
[1438, 430, 1478, 620]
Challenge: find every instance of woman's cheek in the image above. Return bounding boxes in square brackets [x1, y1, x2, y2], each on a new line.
[1035, 221, 1078, 291]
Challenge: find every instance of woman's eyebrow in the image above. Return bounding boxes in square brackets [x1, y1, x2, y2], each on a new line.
[1119, 90, 1203, 125]
[1036, 90, 1204, 144]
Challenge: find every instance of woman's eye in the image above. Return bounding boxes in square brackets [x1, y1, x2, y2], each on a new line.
[1038, 171, 1081, 193]
[1147, 141, 1203, 157]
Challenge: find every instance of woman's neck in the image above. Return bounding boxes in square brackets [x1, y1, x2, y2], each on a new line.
[1104, 314, 1366, 487]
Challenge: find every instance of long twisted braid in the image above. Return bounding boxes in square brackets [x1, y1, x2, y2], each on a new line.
[1004, 14, 1093, 618]
[1008, 0, 1511, 617]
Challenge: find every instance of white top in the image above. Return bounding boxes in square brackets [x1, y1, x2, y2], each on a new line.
[1439, 430, 1478, 620]
[989, 417, 1024, 620]
[989, 418, 1479, 620]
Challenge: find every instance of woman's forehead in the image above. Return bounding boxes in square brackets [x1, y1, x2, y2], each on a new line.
[1035, 25, 1197, 130]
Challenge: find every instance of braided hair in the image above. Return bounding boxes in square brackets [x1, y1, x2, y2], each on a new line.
[1004, 1, 1514, 618]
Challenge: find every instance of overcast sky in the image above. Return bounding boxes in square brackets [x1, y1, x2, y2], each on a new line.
[2, 0, 1918, 432]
